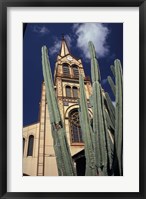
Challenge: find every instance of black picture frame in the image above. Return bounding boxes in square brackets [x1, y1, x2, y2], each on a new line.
[0, 0, 145, 198]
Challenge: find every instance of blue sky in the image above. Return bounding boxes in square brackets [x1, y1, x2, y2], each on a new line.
[23, 23, 123, 126]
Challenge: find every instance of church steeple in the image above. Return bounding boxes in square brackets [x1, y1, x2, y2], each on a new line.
[54, 36, 86, 83]
[60, 36, 70, 57]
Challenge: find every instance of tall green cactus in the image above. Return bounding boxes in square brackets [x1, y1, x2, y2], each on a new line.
[79, 75, 97, 176]
[89, 41, 113, 175]
[107, 60, 123, 175]
[41, 46, 76, 176]
[114, 59, 123, 176]
[79, 41, 123, 176]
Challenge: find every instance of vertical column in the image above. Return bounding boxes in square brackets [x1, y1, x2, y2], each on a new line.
[37, 82, 46, 176]
[56, 77, 64, 120]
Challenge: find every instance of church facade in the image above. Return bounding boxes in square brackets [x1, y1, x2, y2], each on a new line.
[23, 38, 92, 176]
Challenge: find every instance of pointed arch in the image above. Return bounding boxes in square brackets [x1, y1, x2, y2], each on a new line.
[69, 109, 83, 143]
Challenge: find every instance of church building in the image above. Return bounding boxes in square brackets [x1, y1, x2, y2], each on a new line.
[23, 37, 93, 176]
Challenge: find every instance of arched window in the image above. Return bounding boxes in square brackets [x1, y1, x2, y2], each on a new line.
[63, 63, 70, 76]
[72, 87, 78, 98]
[23, 138, 25, 154]
[27, 135, 34, 156]
[69, 109, 83, 143]
[72, 65, 79, 77]
[66, 86, 71, 97]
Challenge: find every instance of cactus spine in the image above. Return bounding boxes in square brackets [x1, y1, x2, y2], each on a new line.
[41, 46, 76, 176]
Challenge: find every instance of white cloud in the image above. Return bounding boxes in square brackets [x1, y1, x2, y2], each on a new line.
[73, 23, 109, 59]
[64, 35, 72, 48]
[49, 38, 61, 55]
[33, 25, 50, 35]
[49, 35, 72, 55]
[72, 23, 80, 30]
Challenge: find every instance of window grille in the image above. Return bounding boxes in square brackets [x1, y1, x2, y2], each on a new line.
[72, 65, 79, 77]
[73, 87, 78, 98]
[69, 109, 83, 143]
[66, 86, 71, 97]
[63, 63, 70, 76]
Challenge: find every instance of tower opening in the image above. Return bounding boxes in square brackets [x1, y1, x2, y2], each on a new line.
[63, 63, 70, 76]
[72, 65, 79, 77]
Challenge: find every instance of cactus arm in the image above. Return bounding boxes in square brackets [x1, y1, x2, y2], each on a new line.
[42, 47, 55, 123]
[42, 46, 62, 124]
[92, 82, 108, 175]
[110, 65, 115, 77]
[101, 94, 114, 172]
[105, 108, 115, 131]
[114, 59, 123, 176]
[108, 76, 116, 96]
[42, 46, 76, 176]
[104, 92, 115, 128]
[79, 75, 97, 176]
[89, 41, 110, 175]
[88, 41, 101, 82]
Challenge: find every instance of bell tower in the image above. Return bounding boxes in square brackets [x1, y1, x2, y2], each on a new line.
[53, 37, 92, 149]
